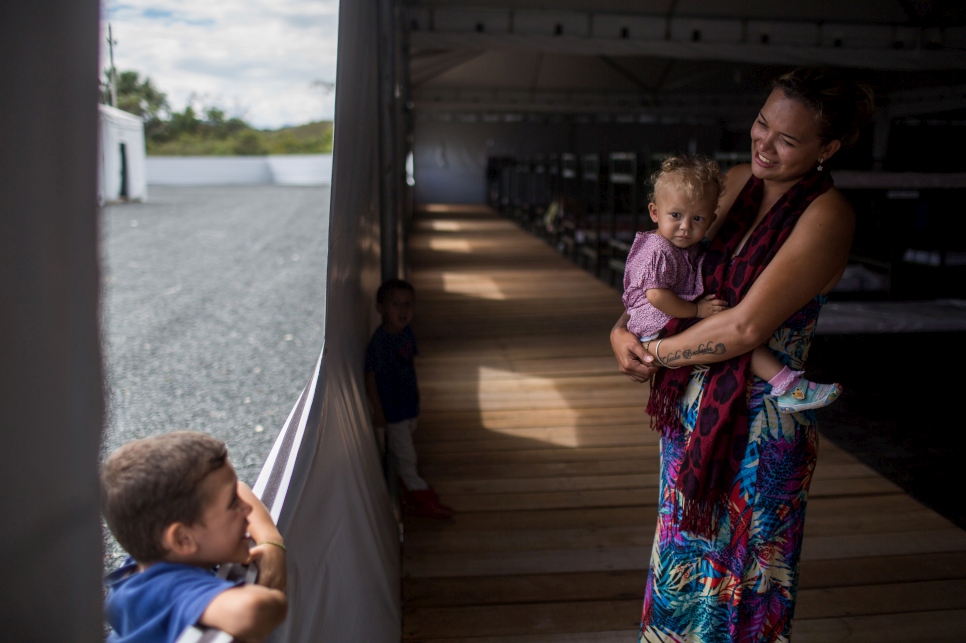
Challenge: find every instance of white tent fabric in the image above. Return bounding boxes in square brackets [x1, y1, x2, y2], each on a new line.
[251, 0, 401, 640]
[407, 2, 966, 109]
[405, 1, 966, 204]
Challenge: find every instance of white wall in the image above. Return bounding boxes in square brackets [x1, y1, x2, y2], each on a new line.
[269, 155, 334, 185]
[412, 117, 722, 204]
[147, 155, 333, 186]
[99, 104, 148, 202]
[148, 156, 271, 185]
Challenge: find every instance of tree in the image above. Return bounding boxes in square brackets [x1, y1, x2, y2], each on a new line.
[168, 106, 200, 137]
[233, 131, 267, 155]
[104, 70, 170, 139]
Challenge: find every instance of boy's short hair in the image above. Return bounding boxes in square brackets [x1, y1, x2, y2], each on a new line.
[649, 154, 725, 205]
[376, 278, 415, 306]
[101, 431, 228, 563]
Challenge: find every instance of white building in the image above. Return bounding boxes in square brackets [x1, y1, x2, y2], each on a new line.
[98, 104, 147, 203]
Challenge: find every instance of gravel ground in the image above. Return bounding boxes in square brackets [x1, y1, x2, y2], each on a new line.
[100, 185, 329, 568]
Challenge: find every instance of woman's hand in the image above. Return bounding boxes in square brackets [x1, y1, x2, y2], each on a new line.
[695, 295, 729, 318]
[610, 314, 660, 383]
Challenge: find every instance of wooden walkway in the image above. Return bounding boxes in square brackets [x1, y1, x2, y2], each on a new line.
[403, 204, 966, 643]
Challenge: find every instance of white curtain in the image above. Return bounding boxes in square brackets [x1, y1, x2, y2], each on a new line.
[252, 0, 401, 640]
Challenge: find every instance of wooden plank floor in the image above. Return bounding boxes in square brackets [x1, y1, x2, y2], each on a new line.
[404, 204, 966, 643]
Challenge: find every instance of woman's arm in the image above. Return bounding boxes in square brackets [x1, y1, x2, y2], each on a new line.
[649, 188, 855, 369]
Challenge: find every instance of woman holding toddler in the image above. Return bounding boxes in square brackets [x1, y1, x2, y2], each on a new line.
[609, 68, 874, 642]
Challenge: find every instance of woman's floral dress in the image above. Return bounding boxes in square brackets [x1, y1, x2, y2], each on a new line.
[640, 295, 827, 643]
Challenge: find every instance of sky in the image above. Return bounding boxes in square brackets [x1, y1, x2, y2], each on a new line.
[101, 0, 340, 129]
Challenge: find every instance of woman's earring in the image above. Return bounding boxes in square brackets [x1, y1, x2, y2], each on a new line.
[817, 157, 824, 172]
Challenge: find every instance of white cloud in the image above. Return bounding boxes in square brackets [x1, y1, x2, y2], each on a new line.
[102, 0, 339, 128]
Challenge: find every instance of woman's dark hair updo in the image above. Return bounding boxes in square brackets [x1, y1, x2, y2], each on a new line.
[773, 68, 875, 149]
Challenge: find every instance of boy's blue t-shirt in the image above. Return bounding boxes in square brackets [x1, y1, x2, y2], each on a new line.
[365, 325, 419, 423]
[105, 558, 240, 643]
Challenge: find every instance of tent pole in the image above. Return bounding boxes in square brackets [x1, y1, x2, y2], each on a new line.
[378, 0, 400, 282]
[399, 5, 414, 278]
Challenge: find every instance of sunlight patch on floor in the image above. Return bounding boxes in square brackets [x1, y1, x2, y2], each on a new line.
[443, 272, 507, 300]
[429, 238, 472, 252]
[429, 220, 463, 231]
[477, 366, 579, 447]
[420, 204, 492, 214]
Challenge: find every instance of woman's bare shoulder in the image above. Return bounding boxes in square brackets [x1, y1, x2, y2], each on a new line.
[804, 185, 856, 225]
[791, 185, 856, 253]
[813, 184, 852, 208]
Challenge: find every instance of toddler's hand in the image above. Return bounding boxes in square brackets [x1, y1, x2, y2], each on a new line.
[695, 295, 728, 318]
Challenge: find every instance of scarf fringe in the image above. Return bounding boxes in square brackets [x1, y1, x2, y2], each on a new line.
[646, 370, 686, 439]
[675, 492, 724, 540]
[649, 369, 724, 539]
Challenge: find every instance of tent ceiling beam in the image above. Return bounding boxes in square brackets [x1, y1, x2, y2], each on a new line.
[410, 48, 488, 85]
[413, 87, 763, 120]
[596, 55, 655, 95]
[407, 8, 966, 70]
[412, 85, 966, 126]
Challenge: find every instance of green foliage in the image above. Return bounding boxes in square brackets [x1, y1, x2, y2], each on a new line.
[232, 131, 267, 156]
[146, 120, 333, 156]
[260, 122, 334, 155]
[103, 70, 170, 140]
[104, 69, 333, 156]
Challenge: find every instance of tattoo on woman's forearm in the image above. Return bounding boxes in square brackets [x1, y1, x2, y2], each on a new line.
[662, 341, 726, 365]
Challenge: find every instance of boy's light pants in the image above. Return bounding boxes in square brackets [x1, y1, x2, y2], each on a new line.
[386, 418, 429, 490]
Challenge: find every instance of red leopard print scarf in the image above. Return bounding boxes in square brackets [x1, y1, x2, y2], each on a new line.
[646, 169, 833, 538]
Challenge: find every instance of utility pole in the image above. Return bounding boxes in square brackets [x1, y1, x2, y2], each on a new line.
[107, 23, 117, 107]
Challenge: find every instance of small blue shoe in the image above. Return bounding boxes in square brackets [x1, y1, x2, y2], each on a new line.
[776, 379, 842, 413]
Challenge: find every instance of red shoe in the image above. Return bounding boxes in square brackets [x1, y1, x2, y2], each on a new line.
[409, 489, 454, 519]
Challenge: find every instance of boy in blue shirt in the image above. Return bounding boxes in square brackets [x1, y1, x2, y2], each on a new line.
[101, 431, 288, 643]
[365, 279, 453, 518]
